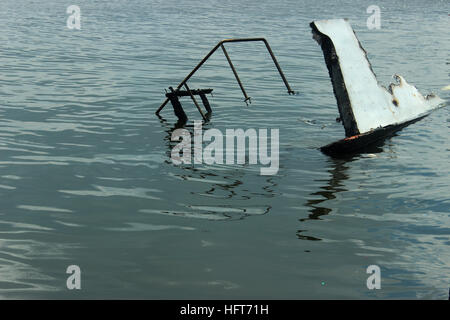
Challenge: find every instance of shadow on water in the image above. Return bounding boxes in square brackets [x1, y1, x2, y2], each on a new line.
[297, 137, 395, 241]
[296, 156, 350, 241]
[156, 113, 212, 163]
[153, 115, 274, 220]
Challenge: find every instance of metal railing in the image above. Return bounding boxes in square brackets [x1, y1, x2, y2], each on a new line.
[156, 38, 295, 117]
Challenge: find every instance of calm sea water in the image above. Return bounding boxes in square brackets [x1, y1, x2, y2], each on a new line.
[0, 0, 449, 299]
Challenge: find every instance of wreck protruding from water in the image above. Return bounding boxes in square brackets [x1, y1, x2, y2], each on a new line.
[310, 19, 445, 155]
[157, 19, 445, 156]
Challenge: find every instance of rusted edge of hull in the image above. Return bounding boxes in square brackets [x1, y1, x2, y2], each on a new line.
[320, 115, 427, 157]
[310, 21, 360, 137]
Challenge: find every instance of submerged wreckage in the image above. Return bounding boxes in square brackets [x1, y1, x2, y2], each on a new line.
[311, 19, 444, 155]
[156, 19, 445, 156]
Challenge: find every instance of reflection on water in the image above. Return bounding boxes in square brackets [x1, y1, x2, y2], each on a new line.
[298, 137, 394, 241]
[297, 157, 349, 241]
[150, 115, 275, 220]
[303, 158, 349, 221]
[0, 222, 79, 296]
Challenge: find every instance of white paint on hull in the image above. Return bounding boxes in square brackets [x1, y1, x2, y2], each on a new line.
[312, 19, 445, 135]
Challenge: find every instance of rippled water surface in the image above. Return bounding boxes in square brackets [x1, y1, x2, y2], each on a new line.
[0, 0, 449, 299]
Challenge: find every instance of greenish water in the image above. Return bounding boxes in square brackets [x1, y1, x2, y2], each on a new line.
[0, 0, 449, 299]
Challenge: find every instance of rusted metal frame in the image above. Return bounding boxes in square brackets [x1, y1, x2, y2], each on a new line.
[199, 92, 212, 113]
[261, 39, 295, 95]
[184, 83, 207, 121]
[165, 88, 213, 97]
[220, 44, 251, 104]
[156, 38, 294, 115]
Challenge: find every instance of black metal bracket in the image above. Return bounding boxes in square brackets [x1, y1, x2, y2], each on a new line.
[165, 87, 213, 122]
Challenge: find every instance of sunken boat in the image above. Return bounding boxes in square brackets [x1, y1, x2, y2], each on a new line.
[311, 19, 445, 156]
